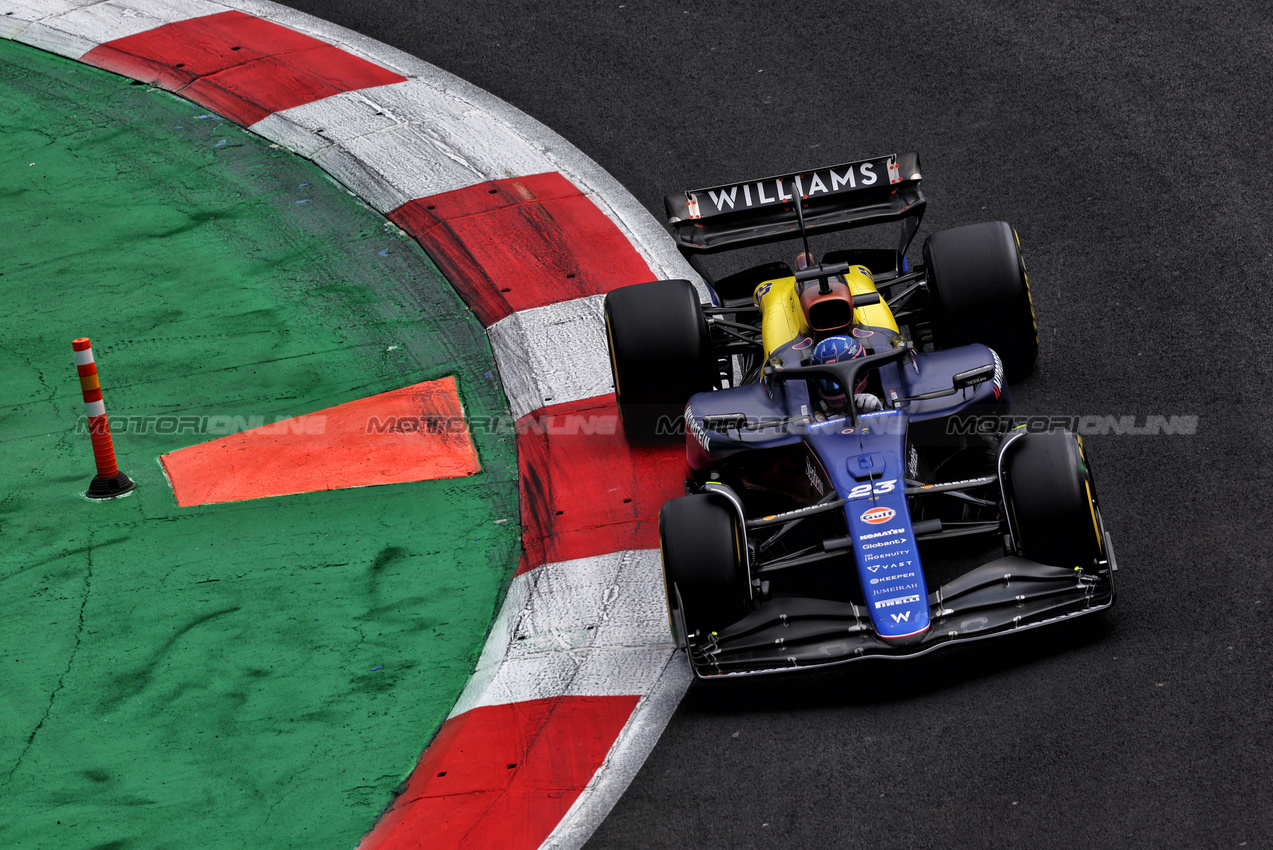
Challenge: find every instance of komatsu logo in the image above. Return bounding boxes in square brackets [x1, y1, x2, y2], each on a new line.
[860, 527, 904, 540]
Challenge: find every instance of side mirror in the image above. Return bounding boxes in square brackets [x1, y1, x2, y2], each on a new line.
[952, 363, 996, 391]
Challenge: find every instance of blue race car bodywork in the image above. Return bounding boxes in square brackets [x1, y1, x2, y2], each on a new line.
[685, 334, 1010, 645]
[673, 334, 1116, 678]
[606, 153, 1118, 678]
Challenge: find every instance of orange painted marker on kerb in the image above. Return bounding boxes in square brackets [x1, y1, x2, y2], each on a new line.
[72, 337, 135, 499]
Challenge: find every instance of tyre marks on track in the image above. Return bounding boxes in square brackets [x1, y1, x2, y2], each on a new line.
[389, 173, 659, 326]
[82, 9, 406, 125]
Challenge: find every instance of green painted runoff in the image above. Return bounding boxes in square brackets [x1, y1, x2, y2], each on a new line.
[0, 38, 519, 849]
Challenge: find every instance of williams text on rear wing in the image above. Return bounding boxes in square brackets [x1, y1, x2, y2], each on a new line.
[665, 152, 925, 259]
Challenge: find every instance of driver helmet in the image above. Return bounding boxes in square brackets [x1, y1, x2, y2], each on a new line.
[810, 335, 865, 406]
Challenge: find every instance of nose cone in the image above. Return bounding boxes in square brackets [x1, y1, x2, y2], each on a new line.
[877, 621, 931, 646]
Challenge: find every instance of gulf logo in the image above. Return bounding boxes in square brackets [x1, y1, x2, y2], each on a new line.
[861, 506, 896, 525]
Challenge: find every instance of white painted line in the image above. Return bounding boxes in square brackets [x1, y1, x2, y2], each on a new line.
[487, 296, 614, 421]
[252, 81, 558, 212]
[8, 0, 227, 59]
[450, 550, 674, 716]
[0, 0, 100, 54]
[459, 646, 677, 713]
[542, 652, 692, 850]
[0, 0, 91, 43]
[515, 551, 671, 648]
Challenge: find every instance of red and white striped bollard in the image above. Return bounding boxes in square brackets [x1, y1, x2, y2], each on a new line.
[73, 337, 135, 499]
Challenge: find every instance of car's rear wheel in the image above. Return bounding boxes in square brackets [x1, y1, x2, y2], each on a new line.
[923, 220, 1039, 381]
[1001, 430, 1104, 572]
[604, 279, 718, 445]
[659, 493, 749, 647]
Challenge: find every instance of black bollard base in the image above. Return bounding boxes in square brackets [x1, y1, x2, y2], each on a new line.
[86, 472, 136, 500]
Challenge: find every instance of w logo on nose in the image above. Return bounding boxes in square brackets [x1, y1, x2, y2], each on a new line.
[890, 611, 911, 624]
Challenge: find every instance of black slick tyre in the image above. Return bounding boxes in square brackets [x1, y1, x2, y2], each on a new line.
[604, 279, 717, 444]
[923, 221, 1039, 381]
[1002, 430, 1104, 571]
[659, 493, 748, 647]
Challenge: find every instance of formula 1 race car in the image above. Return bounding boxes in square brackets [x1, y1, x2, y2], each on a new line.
[604, 153, 1117, 678]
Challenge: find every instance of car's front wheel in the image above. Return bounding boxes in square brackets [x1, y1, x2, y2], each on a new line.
[659, 493, 749, 647]
[604, 279, 718, 445]
[1001, 430, 1104, 572]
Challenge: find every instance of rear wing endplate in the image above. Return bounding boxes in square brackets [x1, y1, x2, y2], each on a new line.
[665, 152, 925, 261]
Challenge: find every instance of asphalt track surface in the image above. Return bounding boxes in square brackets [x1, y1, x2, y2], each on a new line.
[287, 1, 1268, 846]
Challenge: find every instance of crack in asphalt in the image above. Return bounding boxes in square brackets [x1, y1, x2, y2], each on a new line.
[4, 541, 94, 787]
[0, 340, 57, 405]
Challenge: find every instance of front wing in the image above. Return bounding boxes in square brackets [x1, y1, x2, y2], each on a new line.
[679, 536, 1117, 679]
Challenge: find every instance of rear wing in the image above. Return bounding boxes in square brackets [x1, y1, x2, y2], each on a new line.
[664, 152, 925, 263]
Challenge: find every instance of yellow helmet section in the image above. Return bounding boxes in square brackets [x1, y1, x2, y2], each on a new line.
[751, 265, 900, 360]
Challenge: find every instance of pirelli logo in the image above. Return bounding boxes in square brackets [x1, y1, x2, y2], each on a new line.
[876, 594, 922, 609]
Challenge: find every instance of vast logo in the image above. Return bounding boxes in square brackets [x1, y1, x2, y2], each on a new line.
[860, 506, 896, 524]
